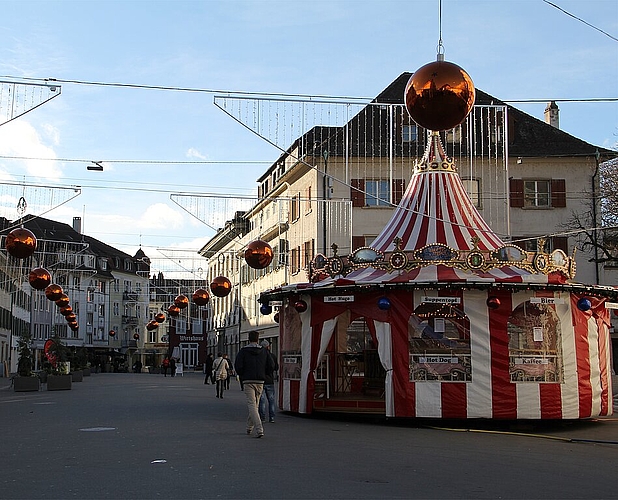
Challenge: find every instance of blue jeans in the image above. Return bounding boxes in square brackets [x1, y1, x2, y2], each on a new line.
[259, 383, 276, 421]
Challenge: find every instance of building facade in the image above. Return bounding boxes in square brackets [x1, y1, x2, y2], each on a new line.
[200, 73, 617, 365]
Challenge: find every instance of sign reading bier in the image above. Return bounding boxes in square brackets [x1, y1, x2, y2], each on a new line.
[530, 297, 564, 305]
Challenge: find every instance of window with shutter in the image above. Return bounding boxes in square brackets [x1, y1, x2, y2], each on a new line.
[351, 179, 365, 207]
[509, 178, 524, 208]
[392, 179, 405, 204]
[352, 236, 365, 251]
[551, 179, 566, 208]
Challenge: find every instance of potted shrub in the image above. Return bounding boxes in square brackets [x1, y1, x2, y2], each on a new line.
[45, 336, 72, 391]
[78, 348, 91, 377]
[69, 348, 84, 382]
[13, 331, 40, 392]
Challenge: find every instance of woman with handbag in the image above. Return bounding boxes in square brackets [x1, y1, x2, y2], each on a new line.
[213, 352, 229, 398]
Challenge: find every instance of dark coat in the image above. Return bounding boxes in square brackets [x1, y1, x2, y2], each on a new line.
[234, 345, 275, 384]
[263, 351, 279, 385]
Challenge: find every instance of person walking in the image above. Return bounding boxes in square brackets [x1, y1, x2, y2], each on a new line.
[213, 352, 229, 398]
[162, 356, 170, 377]
[223, 353, 234, 390]
[234, 331, 275, 438]
[258, 340, 279, 423]
[204, 353, 214, 384]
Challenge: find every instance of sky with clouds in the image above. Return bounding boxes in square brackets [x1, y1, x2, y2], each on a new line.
[0, 0, 616, 276]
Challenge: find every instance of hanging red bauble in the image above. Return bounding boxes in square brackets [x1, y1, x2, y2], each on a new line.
[109, 330, 116, 337]
[154, 313, 166, 323]
[5, 227, 37, 259]
[210, 276, 232, 298]
[55, 294, 70, 308]
[45, 284, 64, 302]
[192, 288, 210, 306]
[64, 313, 77, 322]
[174, 294, 189, 309]
[69, 323, 79, 331]
[404, 59, 475, 131]
[294, 300, 308, 313]
[167, 304, 181, 317]
[486, 296, 501, 309]
[28, 267, 51, 290]
[59, 305, 73, 316]
[244, 239, 274, 270]
[133, 333, 140, 340]
[146, 320, 159, 331]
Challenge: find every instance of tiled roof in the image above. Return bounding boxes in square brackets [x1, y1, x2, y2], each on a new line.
[375, 72, 615, 158]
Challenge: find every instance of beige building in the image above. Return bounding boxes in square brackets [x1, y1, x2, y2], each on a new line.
[200, 73, 617, 359]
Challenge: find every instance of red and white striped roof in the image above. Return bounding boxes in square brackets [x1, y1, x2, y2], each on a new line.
[341, 132, 560, 286]
[371, 133, 504, 253]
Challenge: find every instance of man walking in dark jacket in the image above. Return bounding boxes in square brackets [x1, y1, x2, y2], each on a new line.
[234, 330, 275, 438]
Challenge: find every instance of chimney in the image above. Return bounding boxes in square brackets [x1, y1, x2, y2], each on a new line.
[72, 216, 82, 234]
[544, 101, 559, 129]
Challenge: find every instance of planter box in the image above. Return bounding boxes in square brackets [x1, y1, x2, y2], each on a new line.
[14, 376, 40, 392]
[71, 370, 83, 382]
[47, 374, 72, 391]
[82, 368, 91, 377]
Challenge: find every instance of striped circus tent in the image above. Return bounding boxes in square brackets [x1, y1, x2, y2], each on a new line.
[262, 132, 616, 419]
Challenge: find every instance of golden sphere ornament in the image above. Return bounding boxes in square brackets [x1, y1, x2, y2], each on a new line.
[45, 284, 64, 302]
[167, 304, 181, 317]
[210, 276, 232, 298]
[55, 294, 70, 308]
[404, 59, 475, 131]
[59, 305, 73, 316]
[244, 239, 274, 270]
[146, 320, 159, 331]
[28, 267, 52, 290]
[154, 313, 166, 323]
[5, 227, 37, 259]
[192, 288, 210, 306]
[174, 294, 189, 309]
[64, 313, 77, 323]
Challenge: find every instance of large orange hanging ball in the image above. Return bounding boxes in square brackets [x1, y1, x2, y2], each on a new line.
[154, 313, 166, 323]
[192, 288, 210, 306]
[59, 305, 73, 316]
[167, 304, 181, 317]
[55, 294, 70, 308]
[5, 227, 37, 259]
[210, 276, 232, 298]
[174, 294, 189, 309]
[45, 284, 64, 302]
[28, 267, 52, 290]
[404, 59, 475, 131]
[146, 320, 159, 331]
[244, 239, 274, 270]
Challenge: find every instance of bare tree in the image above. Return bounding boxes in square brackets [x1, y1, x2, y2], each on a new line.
[563, 156, 618, 264]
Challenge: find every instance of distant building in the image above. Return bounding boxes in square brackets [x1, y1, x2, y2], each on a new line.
[0, 215, 150, 374]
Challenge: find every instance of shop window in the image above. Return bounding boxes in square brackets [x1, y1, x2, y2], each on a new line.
[408, 302, 471, 382]
[507, 301, 563, 382]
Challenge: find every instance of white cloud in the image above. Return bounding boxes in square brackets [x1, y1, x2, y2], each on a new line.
[0, 120, 62, 179]
[186, 148, 207, 160]
[139, 203, 184, 229]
